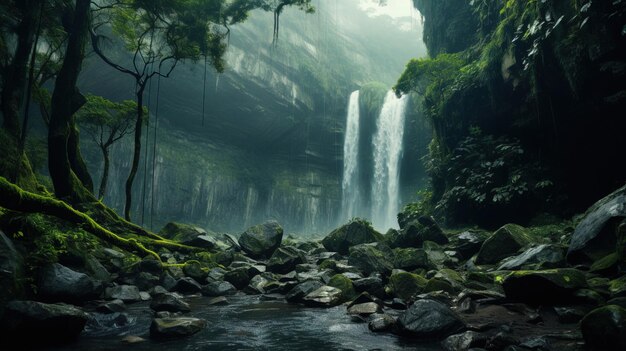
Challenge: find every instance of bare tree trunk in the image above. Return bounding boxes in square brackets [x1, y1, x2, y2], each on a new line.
[124, 84, 146, 221]
[99, 145, 110, 199]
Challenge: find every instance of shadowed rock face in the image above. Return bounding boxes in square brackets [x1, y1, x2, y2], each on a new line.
[397, 299, 466, 339]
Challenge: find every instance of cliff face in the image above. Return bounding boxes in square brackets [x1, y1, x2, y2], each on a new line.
[404, 0, 626, 226]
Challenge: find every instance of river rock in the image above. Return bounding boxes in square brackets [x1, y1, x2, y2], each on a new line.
[397, 299, 466, 339]
[183, 261, 208, 283]
[105, 285, 141, 303]
[302, 286, 343, 307]
[580, 305, 626, 350]
[497, 244, 566, 270]
[150, 317, 206, 339]
[285, 280, 324, 302]
[267, 246, 306, 274]
[321, 219, 383, 255]
[441, 331, 487, 351]
[347, 302, 382, 316]
[348, 243, 394, 276]
[453, 231, 488, 260]
[158, 222, 216, 249]
[368, 313, 397, 332]
[150, 293, 191, 313]
[328, 274, 357, 302]
[567, 184, 626, 263]
[0, 231, 24, 306]
[223, 267, 251, 290]
[389, 272, 428, 301]
[0, 300, 88, 344]
[96, 299, 126, 313]
[393, 248, 434, 271]
[37, 263, 103, 304]
[502, 268, 587, 304]
[475, 224, 533, 265]
[238, 221, 283, 259]
[353, 276, 386, 298]
[171, 277, 202, 294]
[202, 281, 237, 296]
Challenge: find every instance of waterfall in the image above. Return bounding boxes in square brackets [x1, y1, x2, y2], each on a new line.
[341, 90, 361, 220]
[371, 91, 408, 231]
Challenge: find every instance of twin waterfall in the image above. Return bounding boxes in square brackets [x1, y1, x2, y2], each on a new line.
[341, 90, 408, 231]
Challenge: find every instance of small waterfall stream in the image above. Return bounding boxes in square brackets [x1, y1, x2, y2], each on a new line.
[341, 90, 361, 220]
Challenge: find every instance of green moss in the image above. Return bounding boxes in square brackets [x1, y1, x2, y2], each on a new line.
[609, 276, 626, 298]
[319, 259, 337, 271]
[388, 272, 428, 301]
[328, 274, 356, 302]
[424, 278, 455, 294]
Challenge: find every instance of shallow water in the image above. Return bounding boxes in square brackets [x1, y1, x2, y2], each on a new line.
[46, 295, 442, 351]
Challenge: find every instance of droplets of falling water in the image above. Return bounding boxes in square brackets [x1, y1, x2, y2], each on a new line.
[371, 91, 408, 231]
[341, 90, 361, 221]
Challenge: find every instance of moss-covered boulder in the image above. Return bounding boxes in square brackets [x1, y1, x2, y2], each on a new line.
[388, 272, 428, 301]
[386, 219, 448, 249]
[223, 267, 251, 290]
[302, 286, 343, 307]
[322, 219, 383, 255]
[567, 184, 626, 264]
[238, 221, 283, 259]
[267, 246, 306, 274]
[348, 243, 394, 276]
[580, 305, 626, 350]
[183, 260, 208, 283]
[393, 248, 434, 271]
[158, 222, 216, 249]
[498, 244, 566, 271]
[328, 274, 357, 302]
[475, 224, 533, 265]
[397, 299, 466, 339]
[424, 278, 455, 294]
[37, 263, 104, 304]
[502, 268, 587, 304]
[609, 275, 626, 298]
[150, 317, 206, 339]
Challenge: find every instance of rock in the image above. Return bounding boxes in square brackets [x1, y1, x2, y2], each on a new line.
[303, 286, 343, 307]
[207, 267, 226, 282]
[223, 267, 251, 290]
[348, 243, 394, 276]
[502, 268, 587, 304]
[246, 274, 273, 294]
[214, 250, 234, 267]
[0, 300, 88, 344]
[353, 277, 386, 298]
[96, 299, 126, 313]
[618, 220, 626, 272]
[348, 302, 382, 316]
[328, 274, 357, 302]
[554, 306, 592, 323]
[150, 293, 191, 313]
[37, 263, 103, 304]
[84, 254, 111, 282]
[475, 224, 533, 265]
[159, 222, 216, 249]
[105, 285, 141, 303]
[150, 317, 206, 339]
[497, 244, 566, 270]
[207, 296, 228, 306]
[85, 312, 131, 331]
[136, 258, 164, 276]
[267, 246, 306, 274]
[121, 335, 146, 344]
[394, 248, 434, 271]
[453, 231, 488, 260]
[567, 184, 626, 263]
[389, 272, 428, 301]
[172, 277, 202, 294]
[286, 280, 324, 303]
[0, 231, 24, 306]
[368, 313, 397, 332]
[441, 331, 486, 351]
[202, 281, 237, 296]
[321, 219, 383, 255]
[183, 261, 208, 283]
[238, 221, 283, 259]
[589, 252, 620, 275]
[341, 272, 363, 280]
[390, 220, 449, 248]
[397, 299, 466, 339]
[130, 272, 160, 291]
[609, 275, 626, 298]
[580, 305, 626, 350]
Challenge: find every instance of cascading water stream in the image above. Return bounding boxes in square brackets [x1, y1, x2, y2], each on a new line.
[341, 90, 361, 221]
[371, 91, 408, 231]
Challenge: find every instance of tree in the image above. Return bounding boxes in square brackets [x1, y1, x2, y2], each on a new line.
[90, 0, 314, 221]
[76, 95, 140, 199]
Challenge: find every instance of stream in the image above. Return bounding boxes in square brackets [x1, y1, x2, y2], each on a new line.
[46, 295, 441, 351]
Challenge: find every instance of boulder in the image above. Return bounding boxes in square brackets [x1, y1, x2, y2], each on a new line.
[171, 277, 202, 294]
[567, 184, 626, 263]
[387, 218, 448, 249]
[158, 222, 216, 249]
[580, 305, 626, 350]
[182, 261, 208, 283]
[201, 281, 237, 297]
[327, 274, 357, 302]
[348, 302, 382, 316]
[302, 286, 343, 307]
[389, 272, 428, 301]
[267, 246, 306, 274]
[502, 268, 587, 304]
[37, 263, 103, 304]
[348, 243, 394, 276]
[150, 317, 206, 339]
[397, 299, 466, 339]
[353, 276, 386, 298]
[322, 219, 383, 255]
[238, 221, 283, 259]
[497, 244, 566, 270]
[223, 267, 251, 290]
[475, 224, 533, 265]
[368, 313, 397, 332]
[285, 280, 324, 303]
[441, 331, 487, 351]
[0, 300, 88, 344]
[453, 231, 488, 260]
[618, 220, 626, 272]
[150, 293, 191, 313]
[393, 248, 434, 271]
[0, 230, 24, 306]
[96, 299, 126, 313]
[105, 285, 141, 303]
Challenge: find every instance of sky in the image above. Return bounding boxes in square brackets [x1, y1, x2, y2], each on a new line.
[357, 0, 422, 32]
